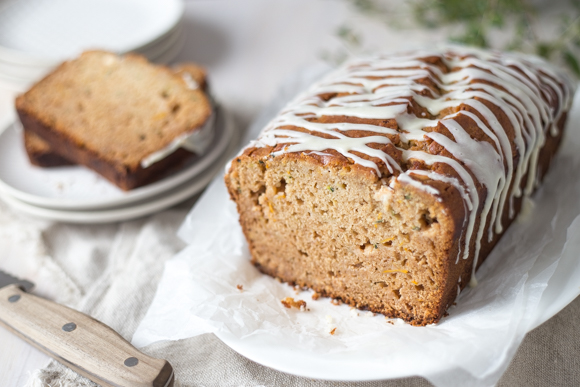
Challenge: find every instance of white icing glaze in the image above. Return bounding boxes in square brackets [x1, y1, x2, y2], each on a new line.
[242, 47, 574, 287]
[141, 112, 215, 168]
[393, 172, 440, 196]
[517, 196, 536, 224]
[182, 72, 200, 90]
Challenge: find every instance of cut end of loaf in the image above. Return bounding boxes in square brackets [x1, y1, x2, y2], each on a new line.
[226, 151, 461, 325]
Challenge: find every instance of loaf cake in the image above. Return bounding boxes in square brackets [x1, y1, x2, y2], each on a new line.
[224, 48, 574, 326]
[22, 60, 210, 171]
[15, 51, 213, 190]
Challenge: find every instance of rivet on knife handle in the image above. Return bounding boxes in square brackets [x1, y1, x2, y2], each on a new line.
[0, 284, 174, 387]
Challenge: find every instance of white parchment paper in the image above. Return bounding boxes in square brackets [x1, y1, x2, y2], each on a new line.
[133, 65, 580, 387]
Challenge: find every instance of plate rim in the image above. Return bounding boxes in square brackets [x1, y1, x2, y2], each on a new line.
[0, 22, 184, 86]
[132, 22, 184, 61]
[0, 106, 233, 210]
[1, 156, 212, 224]
[129, 12, 184, 56]
[147, 27, 186, 64]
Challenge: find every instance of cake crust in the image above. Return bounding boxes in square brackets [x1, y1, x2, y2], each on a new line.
[225, 48, 573, 325]
[24, 131, 74, 167]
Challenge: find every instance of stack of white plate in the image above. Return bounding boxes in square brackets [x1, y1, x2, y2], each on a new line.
[0, 0, 185, 88]
[0, 108, 238, 223]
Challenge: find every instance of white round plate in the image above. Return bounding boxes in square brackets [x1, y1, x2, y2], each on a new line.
[0, 107, 234, 210]
[0, 0, 183, 63]
[0, 116, 240, 224]
[0, 69, 36, 88]
[0, 15, 184, 83]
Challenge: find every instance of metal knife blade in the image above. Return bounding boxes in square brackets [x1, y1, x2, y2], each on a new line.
[0, 270, 34, 292]
[0, 269, 174, 387]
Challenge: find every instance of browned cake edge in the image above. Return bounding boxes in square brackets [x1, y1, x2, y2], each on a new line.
[24, 130, 74, 167]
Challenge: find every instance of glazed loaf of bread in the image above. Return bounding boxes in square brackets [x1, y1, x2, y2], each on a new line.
[16, 51, 213, 190]
[225, 48, 574, 326]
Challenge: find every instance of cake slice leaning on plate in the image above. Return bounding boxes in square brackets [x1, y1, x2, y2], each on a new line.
[224, 47, 574, 326]
[15, 51, 213, 190]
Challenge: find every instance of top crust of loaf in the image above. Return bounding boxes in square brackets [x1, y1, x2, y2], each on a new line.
[15, 51, 212, 171]
[234, 48, 573, 271]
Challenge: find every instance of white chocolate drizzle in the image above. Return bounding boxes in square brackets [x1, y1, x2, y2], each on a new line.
[245, 47, 574, 287]
[141, 112, 215, 168]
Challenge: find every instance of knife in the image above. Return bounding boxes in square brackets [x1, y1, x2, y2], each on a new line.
[0, 270, 174, 387]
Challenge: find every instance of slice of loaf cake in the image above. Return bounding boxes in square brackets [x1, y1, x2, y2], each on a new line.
[22, 61, 210, 170]
[15, 51, 212, 190]
[225, 48, 574, 326]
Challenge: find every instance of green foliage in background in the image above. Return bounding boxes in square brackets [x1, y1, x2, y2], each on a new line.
[413, 0, 528, 47]
[338, 0, 580, 77]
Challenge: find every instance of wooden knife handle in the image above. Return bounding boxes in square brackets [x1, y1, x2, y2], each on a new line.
[0, 284, 173, 387]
